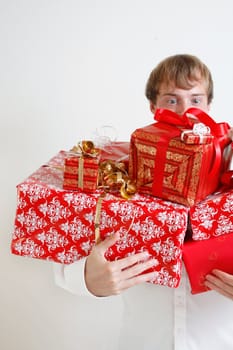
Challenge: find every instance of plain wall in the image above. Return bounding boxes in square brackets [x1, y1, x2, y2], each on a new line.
[1, 0, 233, 349]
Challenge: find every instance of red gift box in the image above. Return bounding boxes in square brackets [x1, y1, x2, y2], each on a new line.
[63, 154, 100, 192]
[11, 151, 189, 288]
[182, 233, 233, 294]
[129, 108, 232, 206]
[63, 141, 130, 192]
[190, 188, 233, 240]
[180, 122, 214, 144]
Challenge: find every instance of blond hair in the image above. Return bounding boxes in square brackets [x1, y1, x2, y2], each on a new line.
[145, 54, 213, 104]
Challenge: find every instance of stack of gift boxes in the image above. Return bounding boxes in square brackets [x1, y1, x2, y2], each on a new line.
[11, 108, 233, 293]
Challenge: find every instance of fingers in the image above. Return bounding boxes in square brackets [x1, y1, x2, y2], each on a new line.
[121, 270, 159, 290]
[116, 266, 159, 293]
[95, 233, 159, 278]
[87, 233, 161, 296]
[121, 257, 158, 279]
[116, 251, 152, 270]
[227, 127, 233, 140]
[211, 270, 233, 286]
[101, 260, 159, 295]
[205, 270, 233, 300]
[112, 256, 159, 293]
[94, 233, 152, 268]
[94, 232, 120, 257]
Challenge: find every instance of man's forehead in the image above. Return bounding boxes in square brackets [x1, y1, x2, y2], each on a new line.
[159, 81, 207, 95]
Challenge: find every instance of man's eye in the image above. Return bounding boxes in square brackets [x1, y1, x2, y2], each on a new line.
[167, 98, 177, 105]
[192, 98, 201, 105]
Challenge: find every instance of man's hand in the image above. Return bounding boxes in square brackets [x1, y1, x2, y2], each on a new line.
[228, 127, 233, 140]
[85, 233, 158, 297]
[205, 270, 233, 300]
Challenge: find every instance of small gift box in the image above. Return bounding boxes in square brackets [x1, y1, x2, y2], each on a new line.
[11, 151, 189, 288]
[181, 122, 214, 144]
[63, 141, 130, 192]
[129, 108, 232, 206]
[182, 233, 233, 294]
[63, 156, 100, 193]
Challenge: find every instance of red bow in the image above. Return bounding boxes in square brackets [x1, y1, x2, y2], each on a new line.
[154, 108, 193, 128]
[154, 108, 230, 137]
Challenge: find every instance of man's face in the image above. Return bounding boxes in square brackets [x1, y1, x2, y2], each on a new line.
[150, 81, 210, 115]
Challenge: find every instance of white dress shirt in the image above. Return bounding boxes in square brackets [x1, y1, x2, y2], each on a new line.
[54, 259, 233, 350]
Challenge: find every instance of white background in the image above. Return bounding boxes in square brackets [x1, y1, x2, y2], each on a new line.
[1, 1, 233, 349]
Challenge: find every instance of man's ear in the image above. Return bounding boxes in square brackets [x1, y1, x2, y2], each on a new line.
[150, 102, 156, 114]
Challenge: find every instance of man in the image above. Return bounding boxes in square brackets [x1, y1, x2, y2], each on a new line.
[55, 54, 233, 349]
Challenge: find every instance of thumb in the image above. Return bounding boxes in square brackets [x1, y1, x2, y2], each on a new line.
[96, 232, 120, 256]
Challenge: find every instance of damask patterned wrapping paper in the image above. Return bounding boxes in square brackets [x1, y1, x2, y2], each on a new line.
[129, 108, 232, 206]
[189, 189, 233, 240]
[11, 151, 189, 288]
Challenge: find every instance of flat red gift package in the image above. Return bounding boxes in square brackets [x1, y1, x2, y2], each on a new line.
[63, 141, 130, 192]
[11, 150, 189, 288]
[129, 108, 232, 206]
[182, 233, 233, 294]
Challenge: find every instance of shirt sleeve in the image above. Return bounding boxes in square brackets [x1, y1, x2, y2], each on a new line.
[53, 259, 98, 298]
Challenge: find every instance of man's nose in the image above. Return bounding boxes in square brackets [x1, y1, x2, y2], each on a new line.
[176, 99, 190, 115]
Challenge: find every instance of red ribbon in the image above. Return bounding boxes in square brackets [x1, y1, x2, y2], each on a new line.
[155, 108, 193, 128]
[220, 170, 233, 188]
[154, 108, 230, 137]
[152, 108, 230, 200]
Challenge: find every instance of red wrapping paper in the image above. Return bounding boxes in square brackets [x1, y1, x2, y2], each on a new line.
[181, 131, 213, 144]
[183, 233, 233, 294]
[11, 151, 189, 288]
[129, 108, 232, 206]
[185, 187, 233, 293]
[190, 189, 233, 240]
[63, 156, 100, 192]
[63, 142, 130, 192]
[100, 141, 130, 163]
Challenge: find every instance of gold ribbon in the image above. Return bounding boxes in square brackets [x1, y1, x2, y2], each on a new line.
[70, 140, 137, 198]
[78, 157, 84, 189]
[71, 140, 100, 157]
[70, 141, 100, 189]
[99, 160, 137, 199]
[94, 194, 105, 244]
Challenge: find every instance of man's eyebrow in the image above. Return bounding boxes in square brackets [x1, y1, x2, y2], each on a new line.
[160, 93, 206, 96]
[160, 93, 177, 96]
